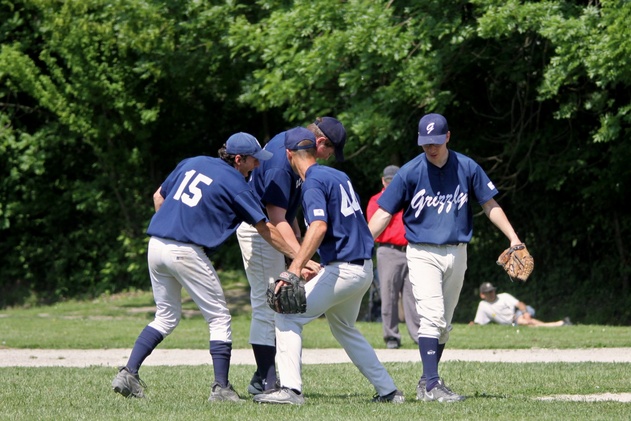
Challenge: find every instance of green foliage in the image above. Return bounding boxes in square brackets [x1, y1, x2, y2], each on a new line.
[0, 0, 260, 306]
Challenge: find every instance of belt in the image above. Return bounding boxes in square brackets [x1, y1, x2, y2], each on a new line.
[348, 259, 365, 266]
[379, 243, 406, 252]
[413, 243, 466, 247]
[329, 259, 365, 266]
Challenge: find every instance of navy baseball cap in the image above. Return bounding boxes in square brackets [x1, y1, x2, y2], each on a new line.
[418, 113, 449, 145]
[383, 165, 399, 181]
[315, 117, 347, 162]
[285, 126, 316, 150]
[479, 282, 496, 293]
[226, 132, 273, 161]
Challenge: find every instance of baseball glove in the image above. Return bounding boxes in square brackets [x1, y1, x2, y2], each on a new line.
[496, 243, 534, 282]
[266, 271, 307, 314]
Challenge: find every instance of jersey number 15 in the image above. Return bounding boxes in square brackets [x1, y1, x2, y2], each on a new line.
[173, 170, 212, 207]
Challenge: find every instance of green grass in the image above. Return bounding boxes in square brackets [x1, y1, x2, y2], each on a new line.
[1, 278, 631, 420]
[1, 363, 630, 420]
[1, 285, 630, 350]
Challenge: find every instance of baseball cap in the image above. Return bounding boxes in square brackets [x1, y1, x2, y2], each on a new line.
[383, 165, 399, 181]
[226, 132, 273, 161]
[285, 126, 316, 150]
[418, 113, 449, 145]
[479, 282, 496, 293]
[315, 117, 347, 162]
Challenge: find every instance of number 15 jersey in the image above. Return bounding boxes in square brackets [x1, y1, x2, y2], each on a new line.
[147, 156, 267, 254]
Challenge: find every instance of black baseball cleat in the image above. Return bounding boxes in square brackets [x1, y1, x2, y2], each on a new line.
[247, 371, 265, 395]
[247, 371, 281, 395]
[385, 337, 400, 349]
[372, 389, 405, 403]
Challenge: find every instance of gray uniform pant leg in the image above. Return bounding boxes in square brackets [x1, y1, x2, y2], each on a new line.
[377, 246, 419, 343]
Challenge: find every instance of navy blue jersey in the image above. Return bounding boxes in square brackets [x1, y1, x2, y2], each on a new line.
[377, 151, 497, 245]
[147, 156, 267, 253]
[249, 132, 303, 223]
[301, 164, 374, 265]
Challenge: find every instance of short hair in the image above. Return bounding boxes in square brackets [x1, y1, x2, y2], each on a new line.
[218, 145, 238, 166]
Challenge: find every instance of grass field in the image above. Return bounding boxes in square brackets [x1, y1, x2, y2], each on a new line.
[1, 275, 630, 420]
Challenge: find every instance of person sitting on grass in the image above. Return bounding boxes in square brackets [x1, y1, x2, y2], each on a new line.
[469, 282, 572, 327]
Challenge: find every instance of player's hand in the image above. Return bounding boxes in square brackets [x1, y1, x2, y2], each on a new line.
[305, 260, 321, 273]
[301, 267, 318, 282]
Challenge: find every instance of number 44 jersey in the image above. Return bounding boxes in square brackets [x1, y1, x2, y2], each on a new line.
[301, 164, 374, 265]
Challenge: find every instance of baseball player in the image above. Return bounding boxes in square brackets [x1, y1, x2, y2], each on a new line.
[368, 113, 523, 403]
[111, 133, 300, 402]
[236, 117, 346, 396]
[367, 165, 419, 349]
[471, 282, 571, 327]
[253, 127, 405, 405]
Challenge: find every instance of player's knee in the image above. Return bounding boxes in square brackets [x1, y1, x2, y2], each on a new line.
[149, 317, 180, 336]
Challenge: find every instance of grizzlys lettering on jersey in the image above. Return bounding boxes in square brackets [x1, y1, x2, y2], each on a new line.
[410, 185, 468, 217]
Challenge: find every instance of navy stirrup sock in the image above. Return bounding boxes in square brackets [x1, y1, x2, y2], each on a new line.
[419, 337, 440, 390]
[210, 340, 232, 387]
[252, 344, 277, 390]
[127, 325, 164, 374]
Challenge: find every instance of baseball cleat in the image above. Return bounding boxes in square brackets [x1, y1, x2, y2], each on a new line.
[253, 387, 305, 405]
[247, 371, 265, 395]
[416, 378, 427, 400]
[372, 389, 405, 403]
[423, 379, 465, 402]
[112, 366, 146, 398]
[247, 371, 280, 395]
[385, 337, 401, 349]
[208, 382, 244, 403]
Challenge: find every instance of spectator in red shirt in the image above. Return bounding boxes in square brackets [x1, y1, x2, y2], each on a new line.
[367, 165, 420, 349]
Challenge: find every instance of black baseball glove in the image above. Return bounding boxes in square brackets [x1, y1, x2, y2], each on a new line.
[266, 271, 307, 314]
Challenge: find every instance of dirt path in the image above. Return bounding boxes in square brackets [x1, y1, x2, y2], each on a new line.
[2, 347, 631, 367]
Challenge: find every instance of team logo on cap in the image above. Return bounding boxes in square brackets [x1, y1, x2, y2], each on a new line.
[426, 122, 435, 134]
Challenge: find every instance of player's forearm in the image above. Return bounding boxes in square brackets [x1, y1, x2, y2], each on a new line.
[291, 218, 302, 241]
[483, 200, 521, 245]
[272, 219, 302, 253]
[368, 207, 392, 239]
[288, 221, 326, 274]
[153, 187, 164, 212]
[256, 221, 297, 259]
[266, 204, 302, 250]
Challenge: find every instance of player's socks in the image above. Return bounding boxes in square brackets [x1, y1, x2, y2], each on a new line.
[437, 343, 445, 363]
[419, 337, 440, 390]
[252, 344, 277, 390]
[126, 325, 164, 374]
[210, 340, 232, 387]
